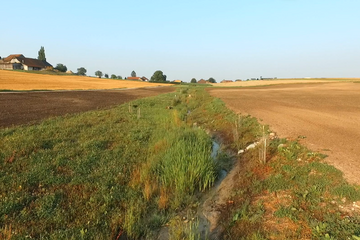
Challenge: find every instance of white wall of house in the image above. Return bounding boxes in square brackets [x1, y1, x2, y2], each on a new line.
[23, 65, 29, 70]
[10, 59, 21, 63]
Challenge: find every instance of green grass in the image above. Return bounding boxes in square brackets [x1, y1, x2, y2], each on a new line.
[2, 86, 360, 239]
[0, 87, 225, 239]
[223, 137, 360, 239]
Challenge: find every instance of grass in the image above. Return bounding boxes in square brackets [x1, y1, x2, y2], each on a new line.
[222, 136, 360, 239]
[0, 87, 219, 239]
[1, 85, 360, 239]
[1, 86, 244, 239]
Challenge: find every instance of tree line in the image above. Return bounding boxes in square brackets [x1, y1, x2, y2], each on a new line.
[38, 47, 215, 82]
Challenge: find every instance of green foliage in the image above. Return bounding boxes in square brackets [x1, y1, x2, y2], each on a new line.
[54, 63, 67, 72]
[0, 88, 222, 239]
[110, 74, 117, 79]
[37, 46, 46, 61]
[208, 77, 216, 83]
[117, 75, 122, 79]
[150, 70, 166, 82]
[157, 129, 216, 208]
[95, 70, 103, 78]
[77, 67, 87, 76]
[191, 78, 197, 83]
[131, 70, 136, 77]
[104, 73, 109, 78]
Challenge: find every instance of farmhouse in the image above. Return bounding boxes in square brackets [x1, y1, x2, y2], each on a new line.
[197, 79, 208, 84]
[0, 54, 52, 71]
[220, 80, 233, 83]
[127, 76, 149, 81]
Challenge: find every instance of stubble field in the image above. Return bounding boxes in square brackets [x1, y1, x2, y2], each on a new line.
[0, 70, 169, 90]
[208, 82, 360, 185]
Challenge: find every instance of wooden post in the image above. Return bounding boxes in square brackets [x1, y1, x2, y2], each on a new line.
[137, 107, 141, 119]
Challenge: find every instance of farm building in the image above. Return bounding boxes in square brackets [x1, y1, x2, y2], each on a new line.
[197, 79, 208, 84]
[127, 76, 149, 81]
[0, 54, 52, 71]
[172, 80, 182, 83]
[220, 80, 233, 83]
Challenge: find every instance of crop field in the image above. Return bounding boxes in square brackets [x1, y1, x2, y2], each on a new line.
[0, 70, 170, 91]
[0, 87, 174, 128]
[213, 78, 360, 87]
[208, 82, 360, 185]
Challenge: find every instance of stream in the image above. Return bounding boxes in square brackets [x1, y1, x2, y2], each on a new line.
[157, 139, 230, 240]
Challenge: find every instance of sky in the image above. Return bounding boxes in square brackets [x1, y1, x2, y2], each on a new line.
[1, 0, 360, 81]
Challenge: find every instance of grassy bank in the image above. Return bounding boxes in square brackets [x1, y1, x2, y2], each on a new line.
[0, 87, 220, 239]
[1, 86, 360, 239]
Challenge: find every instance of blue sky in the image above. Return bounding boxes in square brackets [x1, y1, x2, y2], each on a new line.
[1, 0, 359, 81]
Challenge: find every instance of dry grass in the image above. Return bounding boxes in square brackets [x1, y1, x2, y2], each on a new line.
[0, 70, 170, 90]
[212, 78, 360, 87]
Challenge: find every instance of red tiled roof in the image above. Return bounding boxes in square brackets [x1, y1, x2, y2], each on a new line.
[4, 54, 24, 62]
[198, 79, 208, 84]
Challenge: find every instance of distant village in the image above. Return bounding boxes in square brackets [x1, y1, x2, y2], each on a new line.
[0, 53, 277, 83]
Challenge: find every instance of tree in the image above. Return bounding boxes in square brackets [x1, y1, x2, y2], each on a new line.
[111, 74, 117, 79]
[104, 73, 109, 78]
[95, 70, 103, 78]
[77, 67, 87, 76]
[54, 63, 67, 72]
[191, 78, 197, 83]
[38, 46, 46, 62]
[117, 75, 122, 79]
[208, 77, 216, 83]
[150, 70, 166, 82]
[131, 71, 136, 77]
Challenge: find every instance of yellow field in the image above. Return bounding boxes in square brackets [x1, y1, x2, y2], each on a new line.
[213, 78, 360, 87]
[0, 70, 170, 90]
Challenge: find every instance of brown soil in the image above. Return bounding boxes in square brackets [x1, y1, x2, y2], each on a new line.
[212, 78, 360, 88]
[208, 82, 360, 185]
[0, 87, 175, 128]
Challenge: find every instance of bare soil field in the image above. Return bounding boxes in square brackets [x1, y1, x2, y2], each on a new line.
[208, 82, 360, 185]
[213, 78, 360, 87]
[0, 87, 174, 128]
[0, 70, 169, 90]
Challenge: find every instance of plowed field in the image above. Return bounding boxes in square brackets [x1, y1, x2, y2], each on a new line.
[208, 82, 360, 185]
[0, 70, 169, 90]
[0, 87, 174, 128]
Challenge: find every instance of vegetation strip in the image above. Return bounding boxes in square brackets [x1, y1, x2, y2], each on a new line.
[1, 86, 360, 239]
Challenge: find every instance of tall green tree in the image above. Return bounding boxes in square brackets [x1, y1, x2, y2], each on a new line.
[111, 74, 117, 79]
[208, 77, 216, 83]
[131, 71, 136, 77]
[38, 46, 46, 62]
[104, 73, 109, 78]
[77, 67, 87, 76]
[117, 75, 122, 79]
[150, 70, 166, 82]
[191, 78, 197, 83]
[54, 63, 67, 72]
[95, 70, 103, 78]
